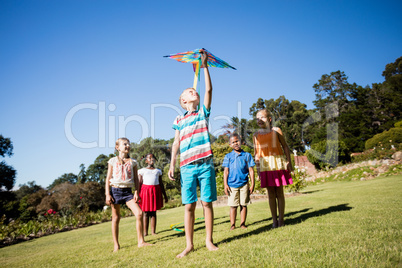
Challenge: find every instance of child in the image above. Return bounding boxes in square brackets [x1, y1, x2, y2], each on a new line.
[105, 137, 151, 252]
[253, 109, 293, 228]
[168, 49, 219, 258]
[222, 133, 255, 230]
[138, 153, 168, 236]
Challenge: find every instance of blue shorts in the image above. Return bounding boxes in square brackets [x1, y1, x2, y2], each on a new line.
[111, 187, 134, 204]
[180, 158, 217, 204]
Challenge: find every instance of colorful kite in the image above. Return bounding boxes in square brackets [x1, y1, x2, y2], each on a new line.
[164, 48, 236, 91]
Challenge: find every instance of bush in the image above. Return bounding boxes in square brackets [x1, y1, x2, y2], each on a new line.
[351, 145, 402, 162]
[365, 127, 402, 150]
[306, 140, 350, 169]
[285, 168, 307, 193]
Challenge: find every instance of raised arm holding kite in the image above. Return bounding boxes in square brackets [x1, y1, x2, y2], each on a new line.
[164, 48, 236, 95]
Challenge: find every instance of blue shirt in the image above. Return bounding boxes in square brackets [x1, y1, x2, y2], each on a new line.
[222, 150, 255, 188]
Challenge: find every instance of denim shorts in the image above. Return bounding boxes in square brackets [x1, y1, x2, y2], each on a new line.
[111, 187, 134, 204]
[180, 158, 217, 204]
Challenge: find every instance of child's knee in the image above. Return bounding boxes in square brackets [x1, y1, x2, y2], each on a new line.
[112, 214, 121, 223]
[137, 210, 143, 219]
[202, 201, 213, 209]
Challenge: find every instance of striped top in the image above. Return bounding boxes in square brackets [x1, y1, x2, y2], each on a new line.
[172, 105, 213, 167]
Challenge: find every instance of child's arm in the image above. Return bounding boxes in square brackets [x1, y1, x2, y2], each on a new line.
[276, 129, 294, 173]
[223, 167, 231, 196]
[253, 133, 260, 177]
[248, 166, 255, 194]
[137, 174, 143, 195]
[168, 130, 180, 181]
[133, 164, 139, 202]
[159, 175, 169, 203]
[201, 50, 213, 110]
[105, 163, 114, 205]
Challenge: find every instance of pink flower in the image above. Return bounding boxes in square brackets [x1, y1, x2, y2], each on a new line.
[47, 209, 56, 215]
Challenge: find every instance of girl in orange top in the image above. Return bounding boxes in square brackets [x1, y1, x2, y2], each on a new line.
[253, 109, 293, 228]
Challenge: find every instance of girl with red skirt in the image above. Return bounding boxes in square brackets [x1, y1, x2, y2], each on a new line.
[138, 154, 168, 235]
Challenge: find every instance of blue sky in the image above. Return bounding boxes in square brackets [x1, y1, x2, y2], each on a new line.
[1, 0, 401, 188]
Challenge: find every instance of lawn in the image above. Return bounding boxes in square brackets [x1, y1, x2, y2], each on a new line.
[1, 175, 401, 267]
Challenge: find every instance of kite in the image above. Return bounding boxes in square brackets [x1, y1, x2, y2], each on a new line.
[164, 48, 236, 92]
[170, 217, 205, 232]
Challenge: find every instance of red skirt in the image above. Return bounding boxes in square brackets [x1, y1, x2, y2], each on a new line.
[139, 184, 163, 212]
[260, 170, 293, 187]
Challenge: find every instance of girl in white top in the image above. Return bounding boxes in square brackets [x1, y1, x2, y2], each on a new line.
[105, 138, 151, 252]
[138, 153, 168, 236]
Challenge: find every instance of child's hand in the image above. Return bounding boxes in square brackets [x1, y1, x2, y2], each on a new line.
[164, 196, 168, 203]
[105, 194, 114, 206]
[224, 185, 231, 196]
[168, 167, 175, 181]
[133, 191, 139, 203]
[200, 49, 208, 68]
[249, 184, 254, 194]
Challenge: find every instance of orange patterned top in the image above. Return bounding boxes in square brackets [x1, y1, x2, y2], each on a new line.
[254, 131, 288, 171]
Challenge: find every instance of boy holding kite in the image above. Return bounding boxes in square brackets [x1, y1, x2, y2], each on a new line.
[168, 49, 219, 258]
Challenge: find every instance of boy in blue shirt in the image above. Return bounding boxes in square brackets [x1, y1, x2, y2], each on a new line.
[222, 133, 255, 230]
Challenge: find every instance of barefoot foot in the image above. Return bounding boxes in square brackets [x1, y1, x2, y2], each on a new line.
[138, 242, 153, 248]
[176, 246, 194, 258]
[206, 241, 219, 251]
[113, 245, 120, 252]
[230, 224, 236, 230]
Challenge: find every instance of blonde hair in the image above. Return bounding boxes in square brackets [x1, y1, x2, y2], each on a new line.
[256, 109, 270, 118]
[179, 87, 197, 109]
[115, 137, 131, 164]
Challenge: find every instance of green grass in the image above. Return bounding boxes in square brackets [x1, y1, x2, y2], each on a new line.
[1, 175, 401, 267]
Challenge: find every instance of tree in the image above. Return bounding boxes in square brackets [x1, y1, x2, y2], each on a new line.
[249, 96, 312, 152]
[131, 137, 171, 169]
[222, 117, 253, 146]
[48, 173, 78, 190]
[0, 135, 16, 192]
[365, 56, 402, 133]
[0, 161, 16, 191]
[78, 182, 105, 211]
[86, 154, 110, 184]
[15, 181, 43, 200]
[312, 71, 364, 152]
[77, 164, 86, 184]
[0, 135, 13, 157]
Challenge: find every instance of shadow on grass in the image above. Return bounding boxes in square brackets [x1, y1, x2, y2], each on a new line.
[216, 204, 352, 246]
[246, 208, 312, 227]
[301, 190, 322, 194]
[286, 203, 352, 226]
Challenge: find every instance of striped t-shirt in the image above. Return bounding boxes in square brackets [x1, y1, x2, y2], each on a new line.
[172, 105, 213, 167]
